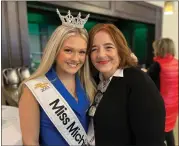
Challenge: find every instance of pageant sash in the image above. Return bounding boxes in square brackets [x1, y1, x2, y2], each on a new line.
[25, 76, 90, 146]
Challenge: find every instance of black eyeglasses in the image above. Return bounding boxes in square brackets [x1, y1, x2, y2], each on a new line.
[88, 90, 103, 117]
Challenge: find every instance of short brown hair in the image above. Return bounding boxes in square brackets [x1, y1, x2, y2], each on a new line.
[153, 38, 175, 57]
[88, 23, 137, 69]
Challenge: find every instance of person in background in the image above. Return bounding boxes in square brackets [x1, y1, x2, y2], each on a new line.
[18, 9, 96, 146]
[87, 23, 166, 146]
[143, 38, 178, 146]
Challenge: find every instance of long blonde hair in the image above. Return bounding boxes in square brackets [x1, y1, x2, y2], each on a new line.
[20, 25, 96, 102]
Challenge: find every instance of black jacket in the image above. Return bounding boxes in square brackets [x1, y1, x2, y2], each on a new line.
[147, 61, 161, 90]
[93, 67, 165, 146]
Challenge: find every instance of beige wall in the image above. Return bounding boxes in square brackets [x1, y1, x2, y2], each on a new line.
[147, 1, 178, 59]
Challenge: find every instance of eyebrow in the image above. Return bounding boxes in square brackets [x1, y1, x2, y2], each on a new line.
[103, 43, 115, 46]
[65, 46, 87, 50]
[92, 43, 115, 48]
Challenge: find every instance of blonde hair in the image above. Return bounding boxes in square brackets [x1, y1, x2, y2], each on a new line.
[20, 25, 96, 102]
[153, 38, 176, 57]
[89, 23, 137, 69]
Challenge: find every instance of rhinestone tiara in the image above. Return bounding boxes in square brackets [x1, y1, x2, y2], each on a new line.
[56, 9, 90, 29]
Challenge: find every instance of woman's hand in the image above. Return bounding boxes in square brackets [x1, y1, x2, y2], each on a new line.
[141, 68, 147, 72]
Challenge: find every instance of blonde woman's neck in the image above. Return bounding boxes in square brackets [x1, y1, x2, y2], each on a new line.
[56, 66, 78, 101]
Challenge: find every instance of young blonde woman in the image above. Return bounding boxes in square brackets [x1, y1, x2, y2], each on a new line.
[19, 10, 96, 146]
[87, 23, 166, 146]
[146, 38, 178, 146]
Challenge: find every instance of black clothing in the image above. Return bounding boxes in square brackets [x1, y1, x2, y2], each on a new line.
[147, 62, 176, 146]
[147, 61, 161, 90]
[165, 130, 175, 146]
[93, 67, 166, 146]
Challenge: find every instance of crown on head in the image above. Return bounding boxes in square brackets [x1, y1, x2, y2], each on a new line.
[56, 9, 90, 29]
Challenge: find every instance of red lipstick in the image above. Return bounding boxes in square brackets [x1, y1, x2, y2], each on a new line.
[98, 61, 109, 64]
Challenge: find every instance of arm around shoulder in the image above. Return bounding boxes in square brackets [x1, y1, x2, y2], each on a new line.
[19, 85, 40, 146]
[127, 69, 165, 146]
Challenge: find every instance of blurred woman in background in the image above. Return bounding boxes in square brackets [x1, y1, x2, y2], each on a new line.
[145, 38, 178, 146]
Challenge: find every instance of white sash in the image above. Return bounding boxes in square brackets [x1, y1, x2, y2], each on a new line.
[25, 76, 90, 146]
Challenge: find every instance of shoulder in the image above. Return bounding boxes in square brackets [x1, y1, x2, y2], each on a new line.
[123, 67, 163, 105]
[123, 67, 155, 86]
[19, 85, 39, 113]
[25, 76, 46, 84]
[123, 67, 147, 79]
[110, 67, 152, 89]
[19, 78, 41, 107]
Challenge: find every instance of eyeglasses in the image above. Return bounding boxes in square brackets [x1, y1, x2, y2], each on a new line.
[88, 90, 103, 117]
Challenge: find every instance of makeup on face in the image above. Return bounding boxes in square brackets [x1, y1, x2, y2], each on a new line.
[56, 35, 87, 76]
[90, 31, 120, 79]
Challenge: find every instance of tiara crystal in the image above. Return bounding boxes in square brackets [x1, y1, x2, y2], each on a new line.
[56, 9, 90, 28]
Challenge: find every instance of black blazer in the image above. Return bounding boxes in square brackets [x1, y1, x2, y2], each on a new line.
[93, 67, 165, 146]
